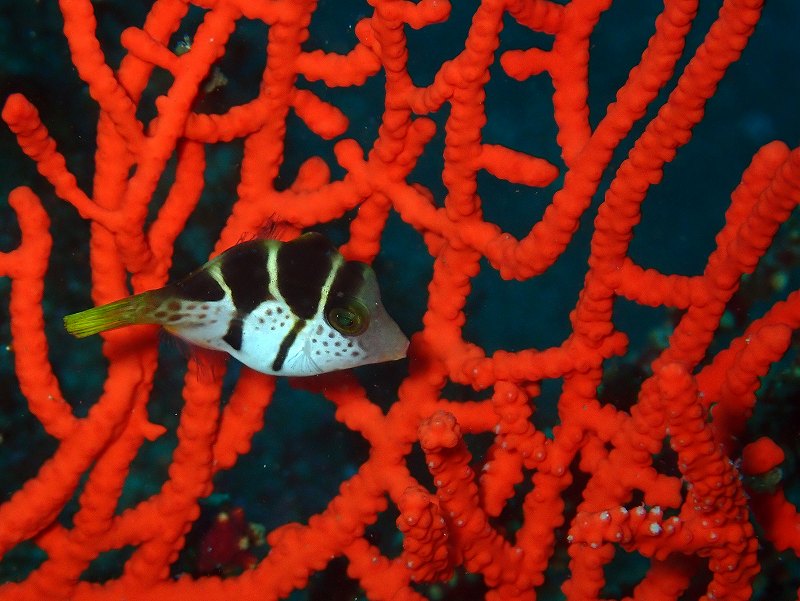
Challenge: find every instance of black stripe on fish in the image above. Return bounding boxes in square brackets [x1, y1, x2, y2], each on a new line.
[272, 319, 306, 372]
[324, 261, 367, 313]
[277, 233, 337, 320]
[173, 268, 225, 302]
[223, 318, 243, 351]
[220, 240, 271, 314]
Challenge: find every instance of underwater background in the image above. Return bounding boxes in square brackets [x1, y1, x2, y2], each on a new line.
[1, 0, 799, 598]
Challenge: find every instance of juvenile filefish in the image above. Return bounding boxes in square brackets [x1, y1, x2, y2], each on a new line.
[63, 233, 409, 376]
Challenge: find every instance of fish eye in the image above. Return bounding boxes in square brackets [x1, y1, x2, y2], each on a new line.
[327, 300, 368, 336]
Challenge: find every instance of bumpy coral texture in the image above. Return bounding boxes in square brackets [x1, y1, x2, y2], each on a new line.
[1, 0, 799, 600]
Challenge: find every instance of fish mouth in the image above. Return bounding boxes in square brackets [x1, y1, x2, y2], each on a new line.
[358, 308, 409, 364]
[371, 336, 409, 363]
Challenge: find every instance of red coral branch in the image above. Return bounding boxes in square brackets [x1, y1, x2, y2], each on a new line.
[1, 0, 799, 599]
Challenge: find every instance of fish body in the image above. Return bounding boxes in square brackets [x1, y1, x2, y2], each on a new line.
[64, 233, 409, 376]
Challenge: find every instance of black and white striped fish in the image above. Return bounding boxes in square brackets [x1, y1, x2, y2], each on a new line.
[63, 233, 409, 376]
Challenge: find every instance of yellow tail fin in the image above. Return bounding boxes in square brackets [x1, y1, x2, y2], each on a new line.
[63, 293, 152, 338]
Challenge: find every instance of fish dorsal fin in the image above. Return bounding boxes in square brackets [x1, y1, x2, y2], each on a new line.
[254, 220, 297, 243]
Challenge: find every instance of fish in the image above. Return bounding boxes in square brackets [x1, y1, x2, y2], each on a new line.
[63, 232, 409, 376]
